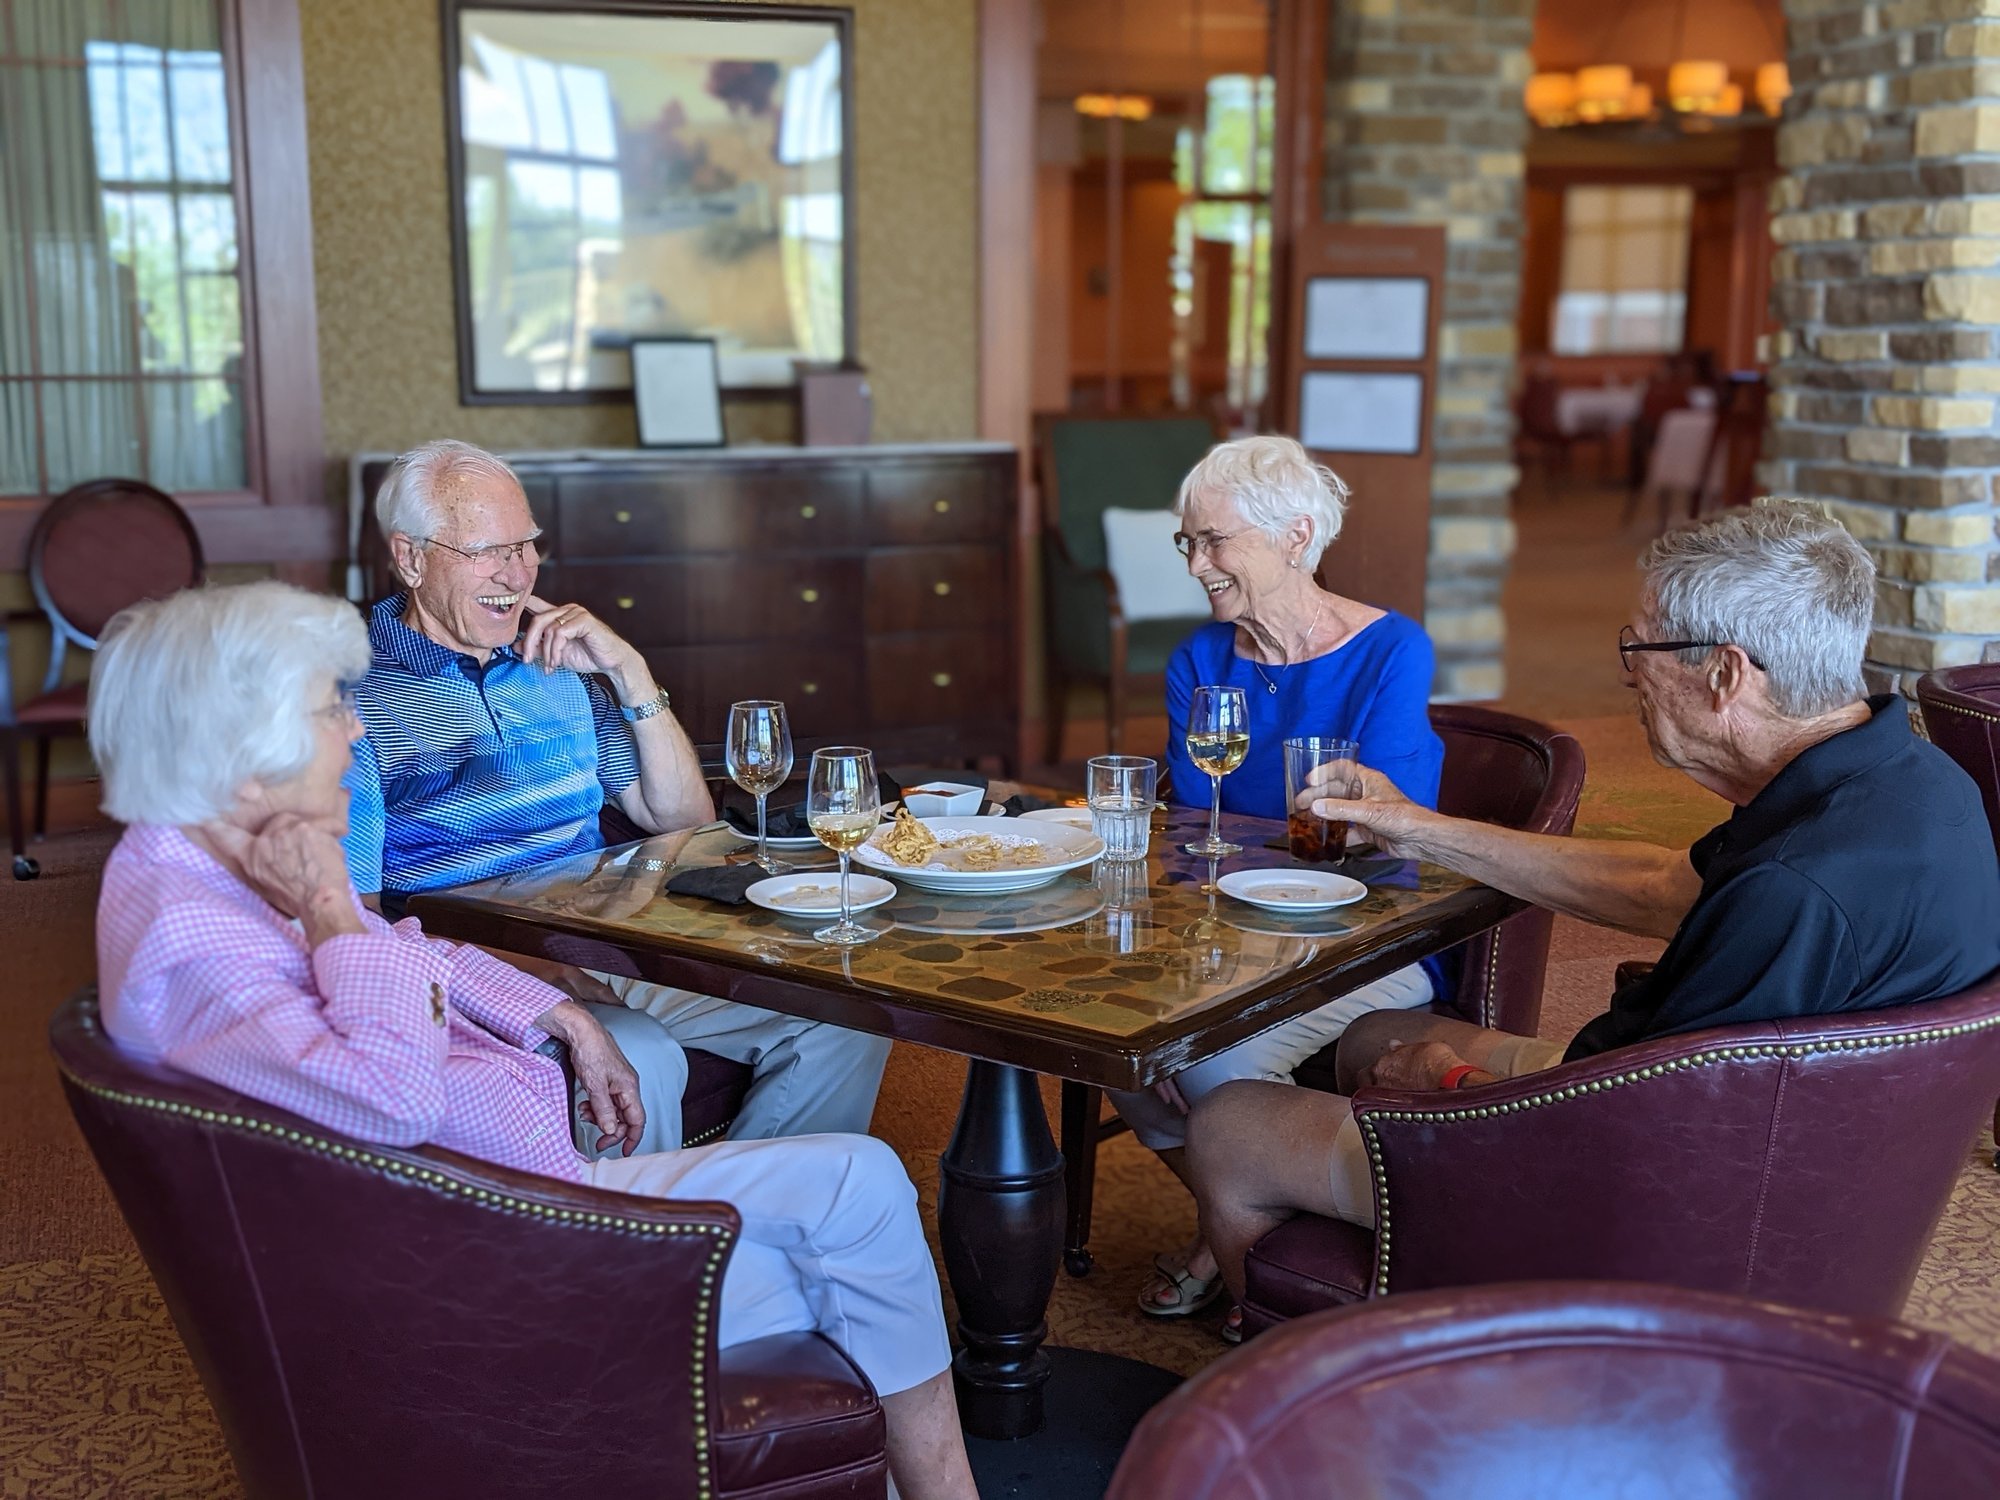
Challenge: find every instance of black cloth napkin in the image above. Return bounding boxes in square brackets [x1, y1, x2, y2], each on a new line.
[1000, 791, 1062, 816]
[722, 771, 902, 838]
[665, 865, 764, 906]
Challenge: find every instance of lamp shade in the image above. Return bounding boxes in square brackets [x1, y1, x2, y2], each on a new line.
[1623, 83, 1654, 118]
[1714, 82, 1744, 117]
[1669, 59, 1729, 110]
[1525, 71, 1577, 122]
[1755, 61, 1791, 114]
[1576, 65, 1633, 104]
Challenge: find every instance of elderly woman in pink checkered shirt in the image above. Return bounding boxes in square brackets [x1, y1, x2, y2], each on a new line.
[90, 581, 977, 1500]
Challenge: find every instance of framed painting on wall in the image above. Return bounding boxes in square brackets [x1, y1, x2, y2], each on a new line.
[442, 0, 855, 403]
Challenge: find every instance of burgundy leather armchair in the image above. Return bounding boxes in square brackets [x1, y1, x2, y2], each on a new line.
[1914, 663, 2000, 1165]
[1109, 1282, 2000, 1499]
[1058, 704, 1583, 1274]
[1243, 972, 2000, 1336]
[50, 988, 886, 1500]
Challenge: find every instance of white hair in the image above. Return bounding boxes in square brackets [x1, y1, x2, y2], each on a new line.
[1641, 499, 1873, 719]
[90, 582, 371, 826]
[375, 439, 522, 543]
[1174, 435, 1351, 570]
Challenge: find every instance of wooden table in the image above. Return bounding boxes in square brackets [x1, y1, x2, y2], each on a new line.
[411, 804, 1520, 1439]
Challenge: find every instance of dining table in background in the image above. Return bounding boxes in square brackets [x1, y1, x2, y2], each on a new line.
[409, 801, 1522, 1444]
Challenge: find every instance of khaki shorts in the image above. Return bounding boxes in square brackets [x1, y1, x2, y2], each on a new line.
[1328, 1034, 1569, 1227]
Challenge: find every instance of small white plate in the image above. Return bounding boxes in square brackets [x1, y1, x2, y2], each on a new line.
[1019, 806, 1093, 828]
[746, 872, 896, 917]
[1216, 868, 1367, 913]
[723, 813, 886, 850]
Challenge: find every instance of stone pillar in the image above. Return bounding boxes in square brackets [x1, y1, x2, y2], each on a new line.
[1764, 0, 2000, 692]
[1321, 0, 1535, 700]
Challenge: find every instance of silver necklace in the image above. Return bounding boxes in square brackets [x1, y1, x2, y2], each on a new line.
[1251, 598, 1325, 695]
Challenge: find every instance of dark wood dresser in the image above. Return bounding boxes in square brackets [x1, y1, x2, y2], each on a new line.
[349, 444, 1020, 770]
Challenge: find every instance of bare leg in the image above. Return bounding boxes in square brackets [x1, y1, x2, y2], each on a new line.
[1140, 1146, 1220, 1302]
[881, 1370, 980, 1500]
[1333, 1008, 1518, 1095]
[1186, 1079, 1358, 1302]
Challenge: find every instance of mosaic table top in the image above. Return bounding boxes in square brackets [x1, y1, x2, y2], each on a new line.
[411, 804, 1517, 1089]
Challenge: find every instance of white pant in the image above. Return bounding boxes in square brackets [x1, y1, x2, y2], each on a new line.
[585, 1133, 951, 1399]
[1108, 963, 1435, 1151]
[590, 975, 893, 1148]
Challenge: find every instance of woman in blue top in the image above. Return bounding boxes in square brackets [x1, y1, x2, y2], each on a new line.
[1117, 434, 1446, 1339]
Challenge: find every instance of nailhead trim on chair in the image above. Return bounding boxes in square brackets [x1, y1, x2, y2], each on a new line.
[1921, 698, 2000, 728]
[61, 1069, 735, 1499]
[1358, 1012, 2000, 1297]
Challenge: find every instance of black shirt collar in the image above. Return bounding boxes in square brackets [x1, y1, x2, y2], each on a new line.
[1726, 694, 1907, 844]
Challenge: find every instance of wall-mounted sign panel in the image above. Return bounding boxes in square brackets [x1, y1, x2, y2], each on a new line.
[1303, 277, 1430, 360]
[1299, 371, 1426, 455]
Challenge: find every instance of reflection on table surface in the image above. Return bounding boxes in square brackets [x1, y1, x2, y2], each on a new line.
[425, 804, 1486, 1043]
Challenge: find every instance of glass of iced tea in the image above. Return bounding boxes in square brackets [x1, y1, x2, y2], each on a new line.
[1284, 737, 1361, 863]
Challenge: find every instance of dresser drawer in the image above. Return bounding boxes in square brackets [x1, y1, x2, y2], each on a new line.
[561, 559, 864, 646]
[864, 546, 1008, 634]
[649, 646, 864, 742]
[866, 633, 1012, 730]
[866, 462, 1010, 545]
[559, 470, 864, 556]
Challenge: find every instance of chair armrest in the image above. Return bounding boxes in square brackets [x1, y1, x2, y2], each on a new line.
[1348, 1027, 1798, 1298]
[0, 608, 48, 724]
[1041, 529, 1127, 634]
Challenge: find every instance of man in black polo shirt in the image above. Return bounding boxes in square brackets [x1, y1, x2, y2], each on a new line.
[1187, 500, 2000, 1298]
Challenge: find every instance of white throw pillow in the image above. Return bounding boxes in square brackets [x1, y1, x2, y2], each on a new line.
[1101, 507, 1213, 624]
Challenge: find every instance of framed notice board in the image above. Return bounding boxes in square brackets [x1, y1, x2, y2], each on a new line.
[1279, 225, 1446, 622]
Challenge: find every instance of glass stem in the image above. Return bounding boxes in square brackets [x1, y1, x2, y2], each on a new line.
[1208, 776, 1223, 848]
[838, 851, 852, 927]
[756, 791, 769, 865]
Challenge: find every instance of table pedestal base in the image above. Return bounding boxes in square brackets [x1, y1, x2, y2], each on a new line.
[937, 1060, 1065, 1439]
[963, 1347, 1183, 1499]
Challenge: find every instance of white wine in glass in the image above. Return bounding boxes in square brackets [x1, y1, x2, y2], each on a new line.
[726, 700, 795, 873]
[806, 746, 882, 946]
[1184, 684, 1249, 857]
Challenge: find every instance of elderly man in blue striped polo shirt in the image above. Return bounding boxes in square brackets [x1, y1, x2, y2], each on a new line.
[342, 440, 891, 1154]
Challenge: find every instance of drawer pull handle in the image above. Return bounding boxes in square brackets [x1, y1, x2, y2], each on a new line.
[616, 597, 635, 611]
[933, 499, 951, 514]
[933, 580, 952, 597]
[801, 681, 819, 695]
[800, 504, 817, 519]
[932, 671, 952, 688]
[614, 509, 632, 524]
[800, 587, 820, 604]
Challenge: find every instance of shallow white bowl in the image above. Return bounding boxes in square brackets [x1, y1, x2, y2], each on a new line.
[853, 815, 1104, 894]
[900, 782, 986, 818]
[746, 872, 897, 917]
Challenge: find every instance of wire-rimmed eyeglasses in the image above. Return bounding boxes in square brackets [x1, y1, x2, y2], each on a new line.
[426, 533, 543, 568]
[1618, 625, 1767, 674]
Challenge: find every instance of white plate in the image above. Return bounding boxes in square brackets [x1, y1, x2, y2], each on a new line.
[853, 815, 1105, 894]
[1019, 806, 1093, 828]
[746, 872, 897, 917]
[722, 812, 886, 850]
[1216, 868, 1367, 913]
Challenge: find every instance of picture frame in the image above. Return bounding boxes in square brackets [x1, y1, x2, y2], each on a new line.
[442, 0, 857, 404]
[631, 337, 726, 447]
[1303, 276, 1430, 361]
[1298, 371, 1426, 456]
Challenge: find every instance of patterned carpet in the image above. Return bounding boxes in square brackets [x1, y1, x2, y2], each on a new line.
[5, 718, 1998, 1496]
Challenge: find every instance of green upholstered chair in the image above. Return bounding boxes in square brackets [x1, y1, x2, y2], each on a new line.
[1037, 414, 1219, 761]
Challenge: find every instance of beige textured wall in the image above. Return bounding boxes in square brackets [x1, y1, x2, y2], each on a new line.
[301, 0, 979, 473]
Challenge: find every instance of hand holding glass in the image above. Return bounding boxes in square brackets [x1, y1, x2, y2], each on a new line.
[1284, 737, 1361, 863]
[1184, 685, 1249, 857]
[806, 747, 882, 946]
[726, 700, 795, 873]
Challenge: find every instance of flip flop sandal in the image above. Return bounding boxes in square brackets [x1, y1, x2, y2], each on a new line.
[1138, 1262, 1226, 1318]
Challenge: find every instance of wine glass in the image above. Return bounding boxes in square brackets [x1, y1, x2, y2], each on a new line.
[1183, 684, 1249, 857]
[806, 746, 883, 946]
[726, 700, 795, 873]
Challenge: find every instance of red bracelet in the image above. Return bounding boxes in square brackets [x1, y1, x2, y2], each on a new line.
[1437, 1063, 1481, 1091]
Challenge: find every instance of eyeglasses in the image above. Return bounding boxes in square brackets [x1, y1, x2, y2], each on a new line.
[1618, 625, 1767, 674]
[314, 684, 360, 726]
[426, 533, 543, 568]
[1171, 527, 1249, 561]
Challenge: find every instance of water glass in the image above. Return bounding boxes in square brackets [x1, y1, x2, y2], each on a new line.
[1283, 737, 1362, 864]
[1087, 755, 1157, 864]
